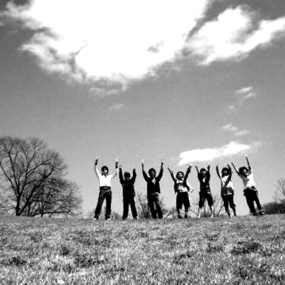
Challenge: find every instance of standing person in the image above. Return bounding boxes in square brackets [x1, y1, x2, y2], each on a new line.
[168, 165, 192, 218]
[94, 157, 119, 220]
[119, 164, 138, 220]
[195, 163, 214, 218]
[232, 155, 265, 216]
[141, 159, 164, 219]
[216, 164, 237, 217]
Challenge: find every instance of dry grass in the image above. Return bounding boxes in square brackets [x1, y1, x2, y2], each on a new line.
[0, 215, 285, 284]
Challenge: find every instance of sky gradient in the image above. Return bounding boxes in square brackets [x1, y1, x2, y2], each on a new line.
[1, 0, 285, 216]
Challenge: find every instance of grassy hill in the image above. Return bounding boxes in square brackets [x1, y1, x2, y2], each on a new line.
[0, 215, 284, 284]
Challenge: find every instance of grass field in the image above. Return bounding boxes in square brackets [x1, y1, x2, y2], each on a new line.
[0, 215, 285, 285]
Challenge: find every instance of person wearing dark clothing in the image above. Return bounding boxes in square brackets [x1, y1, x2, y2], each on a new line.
[141, 159, 164, 219]
[168, 165, 192, 218]
[119, 165, 138, 219]
[195, 163, 213, 218]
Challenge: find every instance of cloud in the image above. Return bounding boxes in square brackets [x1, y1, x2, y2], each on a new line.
[178, 141, 255, 165]
[1, 0, 210, 94]
[222, 123, 249, 136]
[185, 6, 285, 65]
[228, 85, 257, 112]
[109, 103, 124, 111]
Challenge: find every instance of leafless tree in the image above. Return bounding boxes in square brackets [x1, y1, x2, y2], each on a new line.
[275, 178, 285, 202]
[0, 136, 82, 217]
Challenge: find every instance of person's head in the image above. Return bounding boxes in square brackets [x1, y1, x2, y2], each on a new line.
[176, 171, 184, 180]
[239, 166, 249, 177]
[101, 165, 109, 175]
[200, 168, 207, 177]
[148, 168, 156, 178]
[124, 172, 131, 180]
[221, 167, 229, 177]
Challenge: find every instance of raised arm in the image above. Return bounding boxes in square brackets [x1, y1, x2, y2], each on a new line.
[195, 163, 199, 174]
[167, 166, 175, 182]
[131, 167, 137, 183]
[111, 158, 119, 179]
[119, 165, 124, 183]
[216, 165, 221, 180]
[157, 160, 164, 181]
[141, 159, 148, 181]
[184, 164, 192, 181]
[206, 164, 211, 180]
[94, 157, 100, 178]
[231, 162, 239, 175]
[245, 155, 251, 171]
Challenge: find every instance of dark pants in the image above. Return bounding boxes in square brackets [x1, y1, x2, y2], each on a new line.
[199, 193, 213, 208]
[94, 188, 112, 219]
[177, 192, 190, 211]
[123, 195, 138, 219]
[244, 188, 262, 215]
[148, 194, 163, 219]
[222, 195, 236, 216]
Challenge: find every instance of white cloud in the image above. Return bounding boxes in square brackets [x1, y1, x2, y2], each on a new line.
[109, 103, 124, 111]
[178, 141, 254, 165]
[222, 123, 249, 136]
[227, 85, 257, 112]
[186, 6, 285, 65]
[1, 0, 210, 94]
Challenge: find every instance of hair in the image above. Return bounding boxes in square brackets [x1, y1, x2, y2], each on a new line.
[200, 168, 207, 173]
[101, 165, 109, 172]
[239, 167, 248, 174]
[124, 172, 131, 179]
[176, 171, 184, 179]
[148, 168, 156, 175]
[221, 167, 229, 176]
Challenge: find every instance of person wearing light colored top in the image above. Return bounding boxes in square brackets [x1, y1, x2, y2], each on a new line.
[216, 164, 237, 217]
[94, 157, 119, 220]
[232, 155, 265, 216]
[168, 165, 192, 219]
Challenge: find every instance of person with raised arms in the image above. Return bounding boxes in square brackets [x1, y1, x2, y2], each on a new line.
[93, 156, 119, 220]
[141, 159, 164, 219]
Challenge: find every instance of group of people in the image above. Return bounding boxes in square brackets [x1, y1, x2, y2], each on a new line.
[93, 156, 265, 220]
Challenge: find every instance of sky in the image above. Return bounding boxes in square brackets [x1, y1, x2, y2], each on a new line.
[0, 0, 285, 217]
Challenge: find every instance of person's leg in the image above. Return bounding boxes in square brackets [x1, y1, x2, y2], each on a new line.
[252, 189, 263, 213]
[130, 196, 138, 219]
[148, 196, 157, 219]
[207, 194, 214, 218]
[228, 195, 237, 216]
[105, 191, 112, 219]
[177, 193, 183, 218]
[223, 196, 230, 216]
[122, 196, 129, 219]
[154, 194, 163, 219]
[94, 189, 106, 219]
[184, 193, 190, 218]
[198, 195, 205, 218]
[244, 189, 256, 215]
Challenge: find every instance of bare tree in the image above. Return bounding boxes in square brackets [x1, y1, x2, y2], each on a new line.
[275, 178, 285, 202]
[0, 136, 82, 217]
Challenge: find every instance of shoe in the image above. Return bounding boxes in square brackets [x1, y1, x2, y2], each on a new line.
[184, 215, 188, 219]
[178, 215, 183, 219]
[259, 210, 265, 215]
[106, 218, 111, 221]
[94, 217, 98, 220]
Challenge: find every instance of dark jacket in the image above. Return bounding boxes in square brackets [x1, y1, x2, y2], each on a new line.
[119, 169, 136, 197]
[198, 172, 211, 195]
[142, 168, 163, 196]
